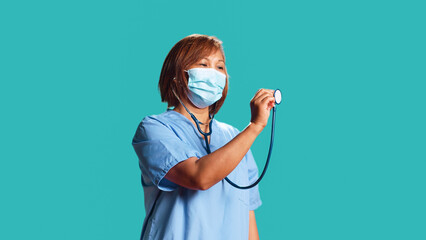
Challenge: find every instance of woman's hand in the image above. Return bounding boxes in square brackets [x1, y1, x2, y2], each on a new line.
[250, 89, 276, 130]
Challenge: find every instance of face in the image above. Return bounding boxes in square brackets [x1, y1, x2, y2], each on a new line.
[188, 49, 226, 75]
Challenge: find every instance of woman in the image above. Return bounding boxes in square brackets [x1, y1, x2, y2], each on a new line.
[132, 34, 276, 240]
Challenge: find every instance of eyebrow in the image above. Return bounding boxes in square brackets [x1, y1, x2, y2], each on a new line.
[202, 57, 225, 62]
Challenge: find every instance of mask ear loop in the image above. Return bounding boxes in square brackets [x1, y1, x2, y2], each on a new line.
[171, 85, 212, 126]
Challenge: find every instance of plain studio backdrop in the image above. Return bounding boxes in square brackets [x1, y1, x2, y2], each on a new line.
[1, 0, 425, 239]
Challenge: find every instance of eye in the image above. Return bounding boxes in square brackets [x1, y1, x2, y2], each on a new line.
[217, 66, 224, 70]
[199, 63, 207, 67]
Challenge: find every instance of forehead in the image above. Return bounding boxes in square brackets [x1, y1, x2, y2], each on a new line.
[199, 48, 225, 62]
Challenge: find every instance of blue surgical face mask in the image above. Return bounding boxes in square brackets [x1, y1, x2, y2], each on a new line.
[186, 68, 227, 108]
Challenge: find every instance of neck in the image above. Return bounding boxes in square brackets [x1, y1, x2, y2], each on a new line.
[174, 100, 211, 124]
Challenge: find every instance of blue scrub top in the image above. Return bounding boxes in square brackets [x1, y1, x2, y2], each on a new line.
[132, 110, 262, 240]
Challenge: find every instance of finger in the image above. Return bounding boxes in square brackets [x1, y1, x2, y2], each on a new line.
[260, 96, 276, 107]
[254, 91, 274, 104]
[267, 98, 276, 109]
[260, 94, 275, 103]
[256, 89, 275, 100]
[258, 89, 274, 94]
[256, 88, 274, 97]
[251, 90, 266, 103]
[253, 89, 266, 99]
[251, 89, 274, 104]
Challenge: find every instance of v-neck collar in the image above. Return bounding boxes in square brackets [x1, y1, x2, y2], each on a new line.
[167, 109, 216, 146]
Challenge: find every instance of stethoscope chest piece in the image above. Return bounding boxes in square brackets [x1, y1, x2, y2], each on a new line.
[274, 89, 282, 105]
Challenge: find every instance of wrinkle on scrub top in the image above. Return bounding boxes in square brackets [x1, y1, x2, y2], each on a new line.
[132, 110, 262, 240]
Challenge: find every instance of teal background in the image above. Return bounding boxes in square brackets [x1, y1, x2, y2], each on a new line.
[1, 0, 425, 239]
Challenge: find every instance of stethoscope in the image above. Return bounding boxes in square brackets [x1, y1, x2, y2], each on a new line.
[141, 89, 282, 239]
[176, 89, 283, 189]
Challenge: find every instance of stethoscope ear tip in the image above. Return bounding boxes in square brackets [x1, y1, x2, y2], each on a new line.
[274, 89, 282, 105]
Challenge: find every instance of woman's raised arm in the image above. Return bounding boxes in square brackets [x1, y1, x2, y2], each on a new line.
[165, 89, 275, 190]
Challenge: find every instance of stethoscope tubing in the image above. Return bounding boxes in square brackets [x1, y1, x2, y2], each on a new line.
[202, 106, 277, 189]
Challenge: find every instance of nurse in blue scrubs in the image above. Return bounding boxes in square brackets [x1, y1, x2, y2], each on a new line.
[132, 34, 276, 240]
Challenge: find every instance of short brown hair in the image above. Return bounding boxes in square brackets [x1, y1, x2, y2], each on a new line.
[158, 34, 228, 115]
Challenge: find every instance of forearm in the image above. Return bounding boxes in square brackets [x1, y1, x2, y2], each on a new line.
[194, 122, 263, 189]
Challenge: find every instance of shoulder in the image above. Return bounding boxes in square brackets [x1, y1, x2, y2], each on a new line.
[142, 110, 175, 123]
[133, 111, 181, 142]
[140, 110, 184, 128]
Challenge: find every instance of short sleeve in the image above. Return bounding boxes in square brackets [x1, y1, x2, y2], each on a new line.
[132, 116, 201, 191]
[246, 149, 263, 210]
